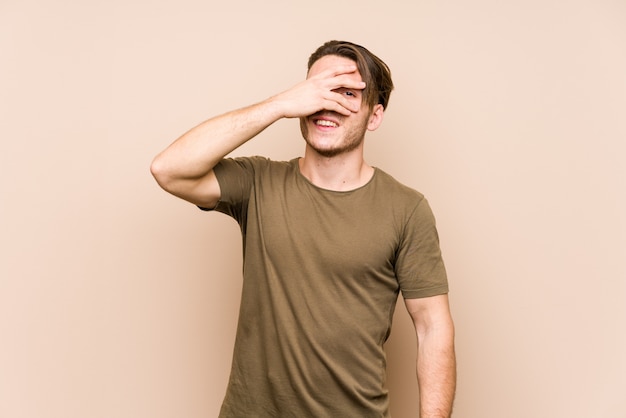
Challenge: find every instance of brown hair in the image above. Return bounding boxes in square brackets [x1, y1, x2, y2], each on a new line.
[307, 40, 394, 110]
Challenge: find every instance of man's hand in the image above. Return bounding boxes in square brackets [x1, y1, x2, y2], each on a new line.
[269, 65, 366, 118]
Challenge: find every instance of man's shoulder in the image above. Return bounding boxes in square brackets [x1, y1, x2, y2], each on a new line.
[373, 167, 425, 202]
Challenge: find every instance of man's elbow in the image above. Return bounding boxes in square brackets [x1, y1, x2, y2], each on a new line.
[150, 154, 176, 192]
[150, 157, 220, 209]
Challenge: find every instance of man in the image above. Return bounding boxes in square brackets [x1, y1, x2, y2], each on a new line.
[151, 40, 456, 418]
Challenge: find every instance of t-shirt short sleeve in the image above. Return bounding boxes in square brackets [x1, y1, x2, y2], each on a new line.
[394, 198, 449, 299]
[207, 156, 269, 224]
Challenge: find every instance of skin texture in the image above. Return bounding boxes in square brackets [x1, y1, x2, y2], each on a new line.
[151, 52, 456, 418]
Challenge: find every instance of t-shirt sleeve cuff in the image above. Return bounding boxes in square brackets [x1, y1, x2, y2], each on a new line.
[401, 284, 449, 299]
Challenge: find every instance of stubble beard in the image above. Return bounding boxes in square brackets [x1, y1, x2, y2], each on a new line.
[299, 116, 369, 158]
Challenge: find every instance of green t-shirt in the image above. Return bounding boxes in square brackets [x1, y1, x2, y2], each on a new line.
[211, 157, 448, 417]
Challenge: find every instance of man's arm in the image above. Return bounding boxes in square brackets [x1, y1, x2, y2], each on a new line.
[150, 64, 366, 208]
[405, 294, 456, 418]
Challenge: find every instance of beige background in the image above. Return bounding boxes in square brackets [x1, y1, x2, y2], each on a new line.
[1, 0, 625, 417]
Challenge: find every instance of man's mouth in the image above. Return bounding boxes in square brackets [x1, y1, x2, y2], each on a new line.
[315, 119, 339, 128]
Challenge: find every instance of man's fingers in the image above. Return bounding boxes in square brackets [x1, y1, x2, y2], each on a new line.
[324, 100, 353, 116]
[282, 65, 365, 117]
[319, 64, 358, 78]
[313, 66, 366, 90]
[323, 91, 360, 114]
[331, 74, 366, 91]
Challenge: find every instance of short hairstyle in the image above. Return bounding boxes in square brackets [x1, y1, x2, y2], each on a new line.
[307, 40, 394, 110]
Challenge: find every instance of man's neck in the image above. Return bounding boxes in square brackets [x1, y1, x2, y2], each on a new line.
[298, 149, 374, 191]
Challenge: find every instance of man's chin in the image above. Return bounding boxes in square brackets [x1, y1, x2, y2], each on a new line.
[307, 140, 361, 159]
[301, 138, 334, 157]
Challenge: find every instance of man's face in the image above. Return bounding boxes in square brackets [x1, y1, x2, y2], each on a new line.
[300, 55, 374, 158]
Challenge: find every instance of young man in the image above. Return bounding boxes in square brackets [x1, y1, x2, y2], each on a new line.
[151, 40, 456, 418]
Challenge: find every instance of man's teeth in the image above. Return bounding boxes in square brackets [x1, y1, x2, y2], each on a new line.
[316, 120, 338, 127]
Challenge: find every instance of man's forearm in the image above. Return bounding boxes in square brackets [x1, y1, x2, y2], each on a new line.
[417, 324, 456, 417]
[152, 98, 284, 182]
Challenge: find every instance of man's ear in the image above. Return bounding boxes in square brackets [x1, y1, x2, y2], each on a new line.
[367, 104, 385, 131]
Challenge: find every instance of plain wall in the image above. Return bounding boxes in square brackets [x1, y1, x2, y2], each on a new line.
[1, 0, 625, 417]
